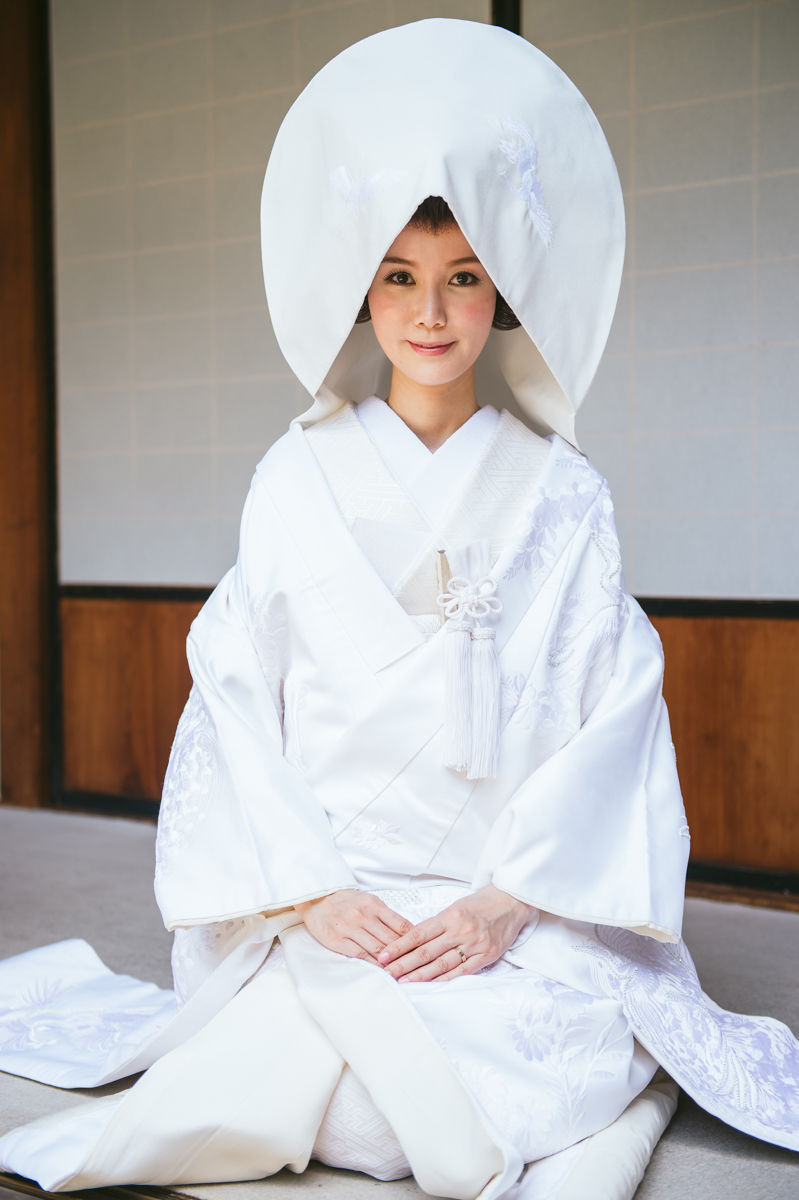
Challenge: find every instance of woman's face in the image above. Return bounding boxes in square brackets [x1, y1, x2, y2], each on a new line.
[366, 222, 497, 388]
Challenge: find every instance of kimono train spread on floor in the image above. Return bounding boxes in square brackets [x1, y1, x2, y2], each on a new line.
[1, 19, 797, 1200]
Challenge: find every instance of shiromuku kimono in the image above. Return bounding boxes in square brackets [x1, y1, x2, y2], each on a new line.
[1, 19, 798, 1200]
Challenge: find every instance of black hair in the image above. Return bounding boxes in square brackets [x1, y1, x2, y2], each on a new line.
[355, 195, 521, 330]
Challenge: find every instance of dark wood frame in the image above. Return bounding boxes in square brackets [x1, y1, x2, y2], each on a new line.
[492, 1, 521, 34]
[0, 0, 58, 810]
[638, 598, 799, 620]
[687, 860, 799, 895]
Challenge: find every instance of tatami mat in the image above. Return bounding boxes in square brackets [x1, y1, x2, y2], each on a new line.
[1, 806, 798, 1198]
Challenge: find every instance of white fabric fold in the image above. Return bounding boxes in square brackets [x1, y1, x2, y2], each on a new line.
[508, 1071, 678, 1200]
[0, 920, 669, 1197]
[281, 924, 521, 1200]
[356, 396, 501, 525]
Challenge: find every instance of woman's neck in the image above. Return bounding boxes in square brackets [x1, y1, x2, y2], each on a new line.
[386, 366, 479, 452]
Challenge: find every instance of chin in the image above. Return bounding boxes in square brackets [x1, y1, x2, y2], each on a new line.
[401, 359, 471, 389]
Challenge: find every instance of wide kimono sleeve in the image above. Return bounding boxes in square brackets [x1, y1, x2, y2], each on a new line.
[154, 469, 358, 931]
[475, 480, 690, 945]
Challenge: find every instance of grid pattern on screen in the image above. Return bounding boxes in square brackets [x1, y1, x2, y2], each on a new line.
[52, 0, 489, 585]
[524, 0, 799, 596]
[53, 0, 799, 594]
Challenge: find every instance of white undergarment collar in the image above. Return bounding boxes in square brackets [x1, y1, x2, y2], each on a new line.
[355, 396, 500, 525]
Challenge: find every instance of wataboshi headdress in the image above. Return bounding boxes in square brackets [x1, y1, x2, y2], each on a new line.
[260, 19, 625, 777]
[260, 18, 625, 447]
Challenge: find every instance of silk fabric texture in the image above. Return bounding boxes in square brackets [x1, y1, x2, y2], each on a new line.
[1, 411, 683, 1198]
[3, 409, 799, 1197]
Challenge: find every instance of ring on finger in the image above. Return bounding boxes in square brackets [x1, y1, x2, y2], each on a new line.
[455, 946, 467, 964]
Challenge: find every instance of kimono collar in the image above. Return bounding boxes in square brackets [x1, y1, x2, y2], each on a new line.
[303, 433, 608, 818]
[356, 397, 501, 525]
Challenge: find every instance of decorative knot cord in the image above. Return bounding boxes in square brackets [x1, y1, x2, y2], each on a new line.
[438, 576, 503, 623]
[437, 577, 503, 780]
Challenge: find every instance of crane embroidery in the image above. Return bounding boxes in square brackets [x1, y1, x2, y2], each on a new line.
[497, 117, 553, 247]
[329, 164, 407, 215]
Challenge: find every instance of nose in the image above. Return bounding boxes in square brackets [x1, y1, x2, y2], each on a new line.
[415, 282, 447, 331]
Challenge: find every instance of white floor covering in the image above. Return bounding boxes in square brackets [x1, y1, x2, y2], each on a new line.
[0, 806, 797, 1199]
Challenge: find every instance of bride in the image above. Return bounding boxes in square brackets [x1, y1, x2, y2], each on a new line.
[1, 19, 797, 1200]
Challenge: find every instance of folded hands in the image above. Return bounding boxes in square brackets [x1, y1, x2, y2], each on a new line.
[295, 885, 533, 982]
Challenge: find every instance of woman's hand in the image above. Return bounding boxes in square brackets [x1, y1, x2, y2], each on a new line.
[296, 889, 413, 964]
[377, 884, 534, 982]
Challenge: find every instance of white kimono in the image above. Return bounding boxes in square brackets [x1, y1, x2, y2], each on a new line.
[2, 401, 798, 1199]
[3, 19, 798, 1200]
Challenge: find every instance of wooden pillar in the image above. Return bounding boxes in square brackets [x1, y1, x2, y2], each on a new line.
[0, 0, 56, 807]
[492, 1, 521, 35]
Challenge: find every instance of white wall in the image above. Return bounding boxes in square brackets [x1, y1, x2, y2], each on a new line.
[52, 0, 489, 584]
[53, 0, 799, 595]
[525, 0, 799, 596]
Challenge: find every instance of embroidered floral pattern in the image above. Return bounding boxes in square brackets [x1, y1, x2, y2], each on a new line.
[171, 918, 255, 1007]
[155, 687, 219, 885]
[350, 820, 403, 852]
[452, 1059, 552, 1155]
[490, 978, 632, 1144]
[419, 968, 638, 1164]
[578, 926, 799, 1148]
[548, 536, 622, 670]
[504, 482, 597, 581]
[501, 470, 625, 748]
[501, 675, 569, 736]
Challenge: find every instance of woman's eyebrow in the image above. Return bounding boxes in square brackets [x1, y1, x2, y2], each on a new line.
[381, 255, 482, 266]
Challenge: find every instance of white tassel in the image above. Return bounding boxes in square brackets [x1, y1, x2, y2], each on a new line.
[443, 620, 473, 772]
[467, 627, 502, 780]
[437, 573, 503, 780]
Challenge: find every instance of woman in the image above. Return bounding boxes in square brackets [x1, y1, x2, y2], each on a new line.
[1, 19, 797, 1200]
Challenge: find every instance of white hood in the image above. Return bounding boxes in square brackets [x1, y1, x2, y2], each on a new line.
[261, 19, 625, 446]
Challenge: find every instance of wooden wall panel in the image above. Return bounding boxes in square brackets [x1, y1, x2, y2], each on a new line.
[0, 1, 54, 807]
[59, 598, 799, 870]
[652, 616, 799, 871]
[61, 598, 202, 801]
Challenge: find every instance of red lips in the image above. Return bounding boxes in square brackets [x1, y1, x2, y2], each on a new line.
[407, 341, 455, 356]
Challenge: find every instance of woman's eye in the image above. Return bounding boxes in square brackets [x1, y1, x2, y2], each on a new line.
[451, 271, 478, 286]
[387, 271, 413, 285]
